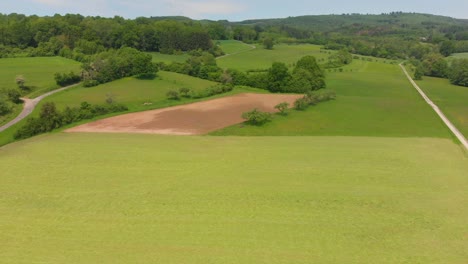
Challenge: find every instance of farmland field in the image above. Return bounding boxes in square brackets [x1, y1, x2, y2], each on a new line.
[217, 44, 330, 71]
[0, 71, 264, 147]
[217, 40, 255, 54]
[416, 76, 468, 136]
[212, 61, 451, 138]
[0, 57, 81, 97]
[0, 133, 467, 263]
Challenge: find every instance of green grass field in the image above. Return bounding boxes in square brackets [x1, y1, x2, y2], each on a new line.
[449, 53, 468, 59]
[217, 44, 330, 71]
[0, 57, 81, 98]
[416, 76, 468, 136]
[0, 134, 467, 263]
[1, 44, 467, 263]
[217, 40, 255, 54]
[212, 61, 451, 138]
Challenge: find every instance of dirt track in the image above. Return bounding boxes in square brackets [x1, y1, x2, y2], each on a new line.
[0, 83, 80, 132]
[399, 64, 468, 151]
[67, 93, 302, 135]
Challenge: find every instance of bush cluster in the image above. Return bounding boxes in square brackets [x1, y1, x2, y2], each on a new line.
[167, 84, 233, 100]
[14, 102, 128, 139]
[54, 71, 82, 87]
[294, 90, 336, 110]
[241, 109, 272, 125]
[82, 47, 158, 87]
[0, 88, 22, 115]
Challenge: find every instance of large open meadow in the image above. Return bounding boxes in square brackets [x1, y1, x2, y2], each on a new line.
[0, 133, 467, 263]
[217, 44, 330, 71]
[1, 44, 467, 264]
[416, 76, 468, 136]
[212, 61, 452, 138]
[0, 57, 81, 97]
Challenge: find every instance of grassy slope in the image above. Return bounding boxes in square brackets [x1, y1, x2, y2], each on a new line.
[212, 62, 451, 138]
[416, 77, 468, 136]
[217, 40, 255, 54]
[217, 44, 330, 71]
[449, 53, 468, 59]
[0, 133, 467, 263]
[0, 57, 81, 97]
[0, 71, 264, 147]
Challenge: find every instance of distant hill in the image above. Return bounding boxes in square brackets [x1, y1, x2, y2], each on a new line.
[235, 12, 468, 38]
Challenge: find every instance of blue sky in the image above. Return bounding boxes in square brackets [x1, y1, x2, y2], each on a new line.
[1, 0, 467, 21]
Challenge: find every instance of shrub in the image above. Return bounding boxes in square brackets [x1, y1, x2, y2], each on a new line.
[14, 101, 128, 140]
[274, 102, 289, 115]
[15, 75, 26, 90]
[294, 97, 309, 110]
[6, 89, 21, 103]
[166, 90, 180, 100]
[55, 71, 81, 87]
[189, 84, 233, 99]
[0, 97, 12, 115]
[179, 87, 191, 97]
[83, 80, 99, 87]
[241, 109, 272, 125]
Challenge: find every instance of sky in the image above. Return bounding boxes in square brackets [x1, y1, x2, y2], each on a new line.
[1, 0, 467, 21]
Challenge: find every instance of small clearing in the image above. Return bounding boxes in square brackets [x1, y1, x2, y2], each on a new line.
[66, 93, 302, 135]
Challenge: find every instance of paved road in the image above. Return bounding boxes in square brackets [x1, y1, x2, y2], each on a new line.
[0, 83, 80, 132]
[400, 64, 468, 151]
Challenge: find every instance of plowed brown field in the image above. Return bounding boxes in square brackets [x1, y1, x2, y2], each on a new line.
[66, 93, 302, 135]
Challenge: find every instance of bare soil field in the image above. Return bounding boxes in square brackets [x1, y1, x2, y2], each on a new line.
[66, 93, 302, 135]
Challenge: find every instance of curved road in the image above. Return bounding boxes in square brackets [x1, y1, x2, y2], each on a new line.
[0, 83, 80, 132]
[400, 64, 468, 151]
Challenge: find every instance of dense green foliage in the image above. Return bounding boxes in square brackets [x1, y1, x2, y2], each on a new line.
[54, 71, 81, 87]
[261, 56, 326, 93]
[1, 134, 467, 263]
[241, 109, 273, 125]
[0, 14, 215, 56]
[82, 47, 158, 86]
[14, 101, 127, 139]
[448, 59, 468, 87]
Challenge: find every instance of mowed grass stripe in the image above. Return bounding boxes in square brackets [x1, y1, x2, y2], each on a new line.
[0, 134, 467, 263]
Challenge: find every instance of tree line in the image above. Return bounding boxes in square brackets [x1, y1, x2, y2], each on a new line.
[0, 14, 219, 57]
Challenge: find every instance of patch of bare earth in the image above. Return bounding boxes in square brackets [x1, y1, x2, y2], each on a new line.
[66, 93, 302, 135]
